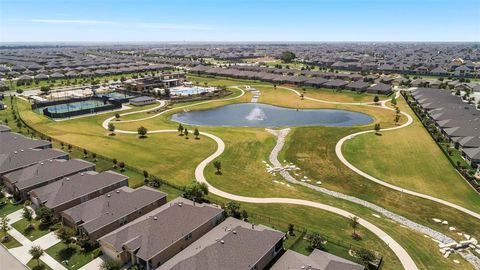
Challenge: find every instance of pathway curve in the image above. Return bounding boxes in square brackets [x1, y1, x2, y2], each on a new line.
[104, 88, 418, 270]
[266, 128, 480, 269]
[99, 84, 479, 269]
[280, 86, 480, 220]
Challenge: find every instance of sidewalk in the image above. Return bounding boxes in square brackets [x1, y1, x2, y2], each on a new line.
[4, 209, 66, 270]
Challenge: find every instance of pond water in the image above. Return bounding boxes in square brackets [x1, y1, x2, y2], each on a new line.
[170, 103, 373, 127]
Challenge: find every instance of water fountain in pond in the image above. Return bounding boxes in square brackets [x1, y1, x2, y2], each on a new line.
[246, 107, 266, 121]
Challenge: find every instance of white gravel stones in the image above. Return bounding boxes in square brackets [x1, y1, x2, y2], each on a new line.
[266, 127, 480, 269]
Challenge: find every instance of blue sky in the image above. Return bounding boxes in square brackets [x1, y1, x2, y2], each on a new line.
[0, 0, 479, 42]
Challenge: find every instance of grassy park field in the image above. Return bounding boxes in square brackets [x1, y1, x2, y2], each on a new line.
[2, 74, 478, 270]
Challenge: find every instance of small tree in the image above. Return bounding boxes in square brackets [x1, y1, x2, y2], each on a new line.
[178, 124, 184, 136]
[374, 123, 381, 134]
[193, 128, 200, 139]
[118, 162, 125, 172]
[143, 170, 149, 180]
[22, 206, 34, 229]
[225, 201, 241, 218]
[40, 86, 50, 94]
[373, 96, 380, 103]
[183, 182, 209, 202]
[100, 259, 122, 270]
[184, 128, 189, 139]
[108, 123, 115, 135]
[29, 245, 44, 268]
[83, 149, 88, 158]
[56, 226, 76, 244]
[36, 207, 54, 225]
[137, 126, 148, 138]
[67, 144, 72, 152]
[356, 248, 376, 267]
[391, 96, 397, 106]
[0, 217, 10, 236]
[394, 114, 400, 125]
[288, 224, 295, 236]
[350, 216, 360, 239]
[213, 160, 222, 175]
[280, 51, 296, 63]
[112, 158, 118, 169]
[307, 232, 325, 250]
[115, 113, 120, 120]
[241, 210, 249, 221]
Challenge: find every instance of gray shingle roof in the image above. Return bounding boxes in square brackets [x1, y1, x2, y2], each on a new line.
[0, 132, 51, 155]
[31, 170, 128, 209]
[158, 217, 285, 270]
[0, 148, 68, 175]
[62, 186, 167, 236]
[3, 158, 94, 191]
[99, 197, 223, 262]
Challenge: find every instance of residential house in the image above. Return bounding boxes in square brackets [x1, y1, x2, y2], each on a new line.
[0, 132, 51, 155]
[157, 217, 285, 270]
[99, 198, 224, 270]
[0, 148, 68, 176]
[61, 186, 167, 241]
[367, 83, 392, 95]
[2, 159, 94, 200]
[29, 170, 128, 213]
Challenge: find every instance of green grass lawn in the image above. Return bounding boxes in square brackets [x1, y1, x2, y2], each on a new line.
[27, 258, 53, 270]
[342, 97, 480, 213]
[46, 242, 98, 270]
[11, 218, 58, 241]
[0, 198, 23, 217]
[0, 231, 22, 249]
[10, 75, 480, 270]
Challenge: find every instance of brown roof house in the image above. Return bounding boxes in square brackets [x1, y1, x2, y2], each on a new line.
[61, 186, 167, 241]
[157, 217, 285, 270]
[99, 198, 224, 270]
[29, 170, 128, 213]
[1, 159, 94, 200]
[270, 249, 364, 270]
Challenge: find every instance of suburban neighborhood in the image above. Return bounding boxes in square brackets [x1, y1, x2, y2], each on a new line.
[1, 0, 480, 270]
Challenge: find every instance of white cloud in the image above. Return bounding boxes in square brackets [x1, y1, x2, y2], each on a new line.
[31, 19, 113, 25]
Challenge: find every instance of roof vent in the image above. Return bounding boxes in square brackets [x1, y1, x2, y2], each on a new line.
[215, 238, 219, 242]
[20, 149, 24, 152]
[178, 202, 183, 207]
[66, 177, 70, 181]
[116, 190, 120, 193]
[40, 162, 44, 165]
[153, 216, 158, 220]
[220, 240, 225, 244]
[81, 173, 84, 176]
[107, 194, 111, 197]
[232, 230, 237, 234]
[14, 151, 17, 154]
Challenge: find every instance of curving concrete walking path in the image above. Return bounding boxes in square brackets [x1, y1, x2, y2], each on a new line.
[104, 88, 418, 270]
[280, 86, 480, 220]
